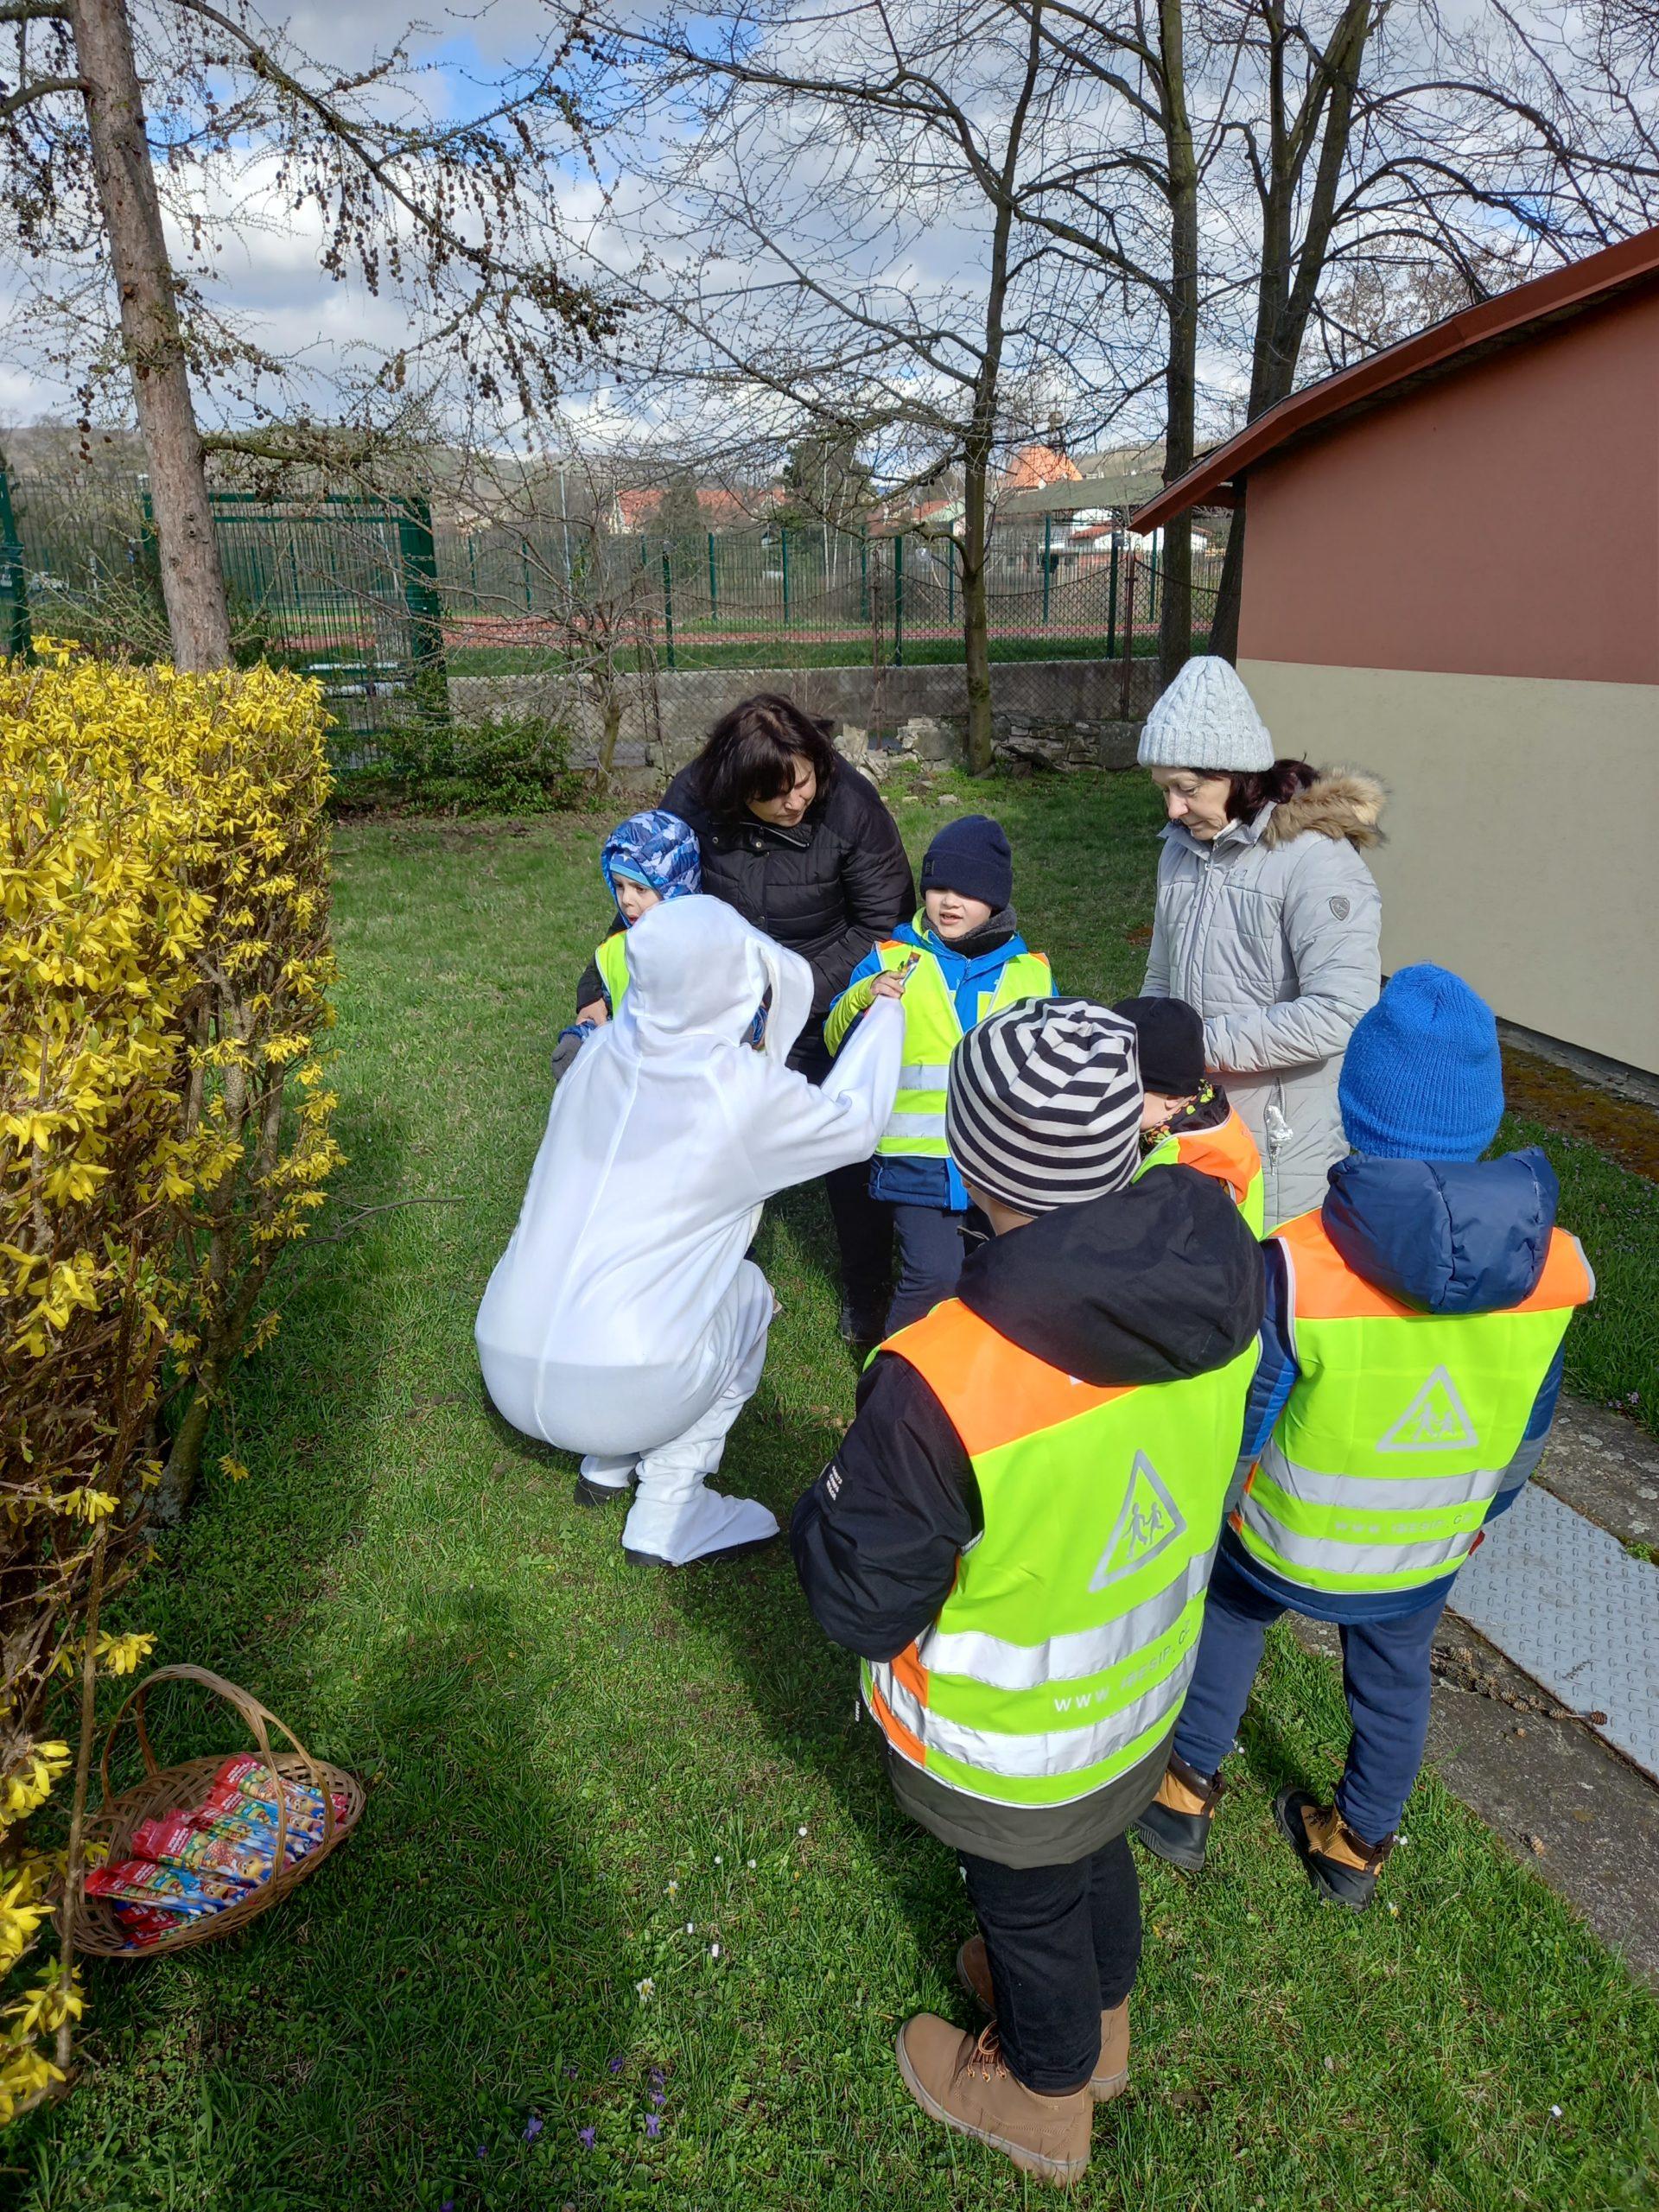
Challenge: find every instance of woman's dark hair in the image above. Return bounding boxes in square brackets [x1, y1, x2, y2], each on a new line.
[693, 693, 839, 817]
[1221, 757, 1318, 822]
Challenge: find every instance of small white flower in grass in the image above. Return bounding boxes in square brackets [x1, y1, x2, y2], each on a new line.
[636, 1977, 656, 2002]
[798, 1825, 808, 1837]
[666, 1880, 678, 1896]
[1551, 2105, 1564, 2119]
[747, 1859, 757, 1870]
[709, 1943, 721, 1959]
[1386, 1901, 1400, 1918]
[714, 1855, 722, 1866]
[685, 1923, 695, 1936]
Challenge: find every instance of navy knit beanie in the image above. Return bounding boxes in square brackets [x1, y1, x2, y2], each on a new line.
[1113, 995, 1205, 1096]
[922, 814, 1013, 912]
[1338, 964, 1504, 1162]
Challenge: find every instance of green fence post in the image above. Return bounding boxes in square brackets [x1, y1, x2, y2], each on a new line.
[521, 539, 534, 613]
[1042, 514, 1052, 626]
[860, 531, 868, 624]
[707, 531, 718, 621]
[661, 543, 676, 670]
[893, 532, 905, 667]
[947, 538, 954, 623]
[1147, 542, 1159, 642]
[396, 493, 449, 719]
[1107, 533, 1120, 657]
[0, 463, 32, 663]
[781, 527, 791, 625]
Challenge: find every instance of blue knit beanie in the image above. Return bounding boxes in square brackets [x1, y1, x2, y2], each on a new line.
[922, 814, 1013, 912]
[1338, 964, 1504, 1162]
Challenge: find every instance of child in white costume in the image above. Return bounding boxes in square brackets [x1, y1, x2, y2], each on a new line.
[475, 894, 904, 1567]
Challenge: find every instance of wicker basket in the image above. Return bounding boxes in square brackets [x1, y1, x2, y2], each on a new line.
[74, 1663, 364, 1959]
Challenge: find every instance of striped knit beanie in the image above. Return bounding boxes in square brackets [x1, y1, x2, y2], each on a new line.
[947, 998, 1144, 1216]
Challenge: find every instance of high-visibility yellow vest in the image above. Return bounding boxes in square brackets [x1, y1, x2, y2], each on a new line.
[1232, 1210, 1594, 1599]
[863, 1300, 1257, 1808]
[1135, 1107, 1266, 1236]
[860, 937, 1052, 1160]
[594, 931, 630, 1012]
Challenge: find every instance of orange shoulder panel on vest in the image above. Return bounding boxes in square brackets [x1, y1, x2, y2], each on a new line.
[1276, 1212, 1595, 1322]
[884, 1299, 1133, 1459]
[1175, 1109, 1261, 1194]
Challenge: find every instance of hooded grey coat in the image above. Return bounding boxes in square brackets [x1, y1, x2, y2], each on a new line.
[1143, 770, 1385, 1228]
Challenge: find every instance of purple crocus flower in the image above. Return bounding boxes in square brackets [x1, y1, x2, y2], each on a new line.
[578, 2126, 597, 2152]
[524, 2115, 543, 2143]
[651, 2088, 666, 2108]
[645, 2114, 661, 2139]
[607, 2056, 624, 2075]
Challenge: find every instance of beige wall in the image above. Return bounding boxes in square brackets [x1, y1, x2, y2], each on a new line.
[1240, 658, 1659, 1076]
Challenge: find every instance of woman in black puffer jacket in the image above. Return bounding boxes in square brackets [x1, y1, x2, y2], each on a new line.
[613, 694, 913, 1341]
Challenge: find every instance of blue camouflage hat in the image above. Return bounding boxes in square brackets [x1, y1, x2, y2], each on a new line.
[601, 810, 702, 912]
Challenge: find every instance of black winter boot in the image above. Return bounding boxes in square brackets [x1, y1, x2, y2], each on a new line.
[1274, 1788, 1394, 1912]
[1132, 1751, 1225, 1872]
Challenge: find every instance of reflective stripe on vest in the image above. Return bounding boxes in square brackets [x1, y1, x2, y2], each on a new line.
[1133, 1111, 1265, 1236]
[861, 1300, 1257, 1808]
[1232, 1212, 1594, 1598]
[595, 931, 631, 1011]
[876, 940, 1051, 1157]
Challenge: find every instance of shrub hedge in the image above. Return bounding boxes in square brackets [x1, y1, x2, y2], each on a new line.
[0, 647, 342, 2117]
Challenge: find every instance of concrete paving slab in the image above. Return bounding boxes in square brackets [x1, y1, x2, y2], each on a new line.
[1453, 1482, 1659, 1781]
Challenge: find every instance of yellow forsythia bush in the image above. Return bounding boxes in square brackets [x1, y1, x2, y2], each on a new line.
[0, 646, 341, 2116]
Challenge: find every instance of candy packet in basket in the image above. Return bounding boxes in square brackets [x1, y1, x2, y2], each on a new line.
[131, 1809, 289, 1886]
[86, 1856, 250, 1919]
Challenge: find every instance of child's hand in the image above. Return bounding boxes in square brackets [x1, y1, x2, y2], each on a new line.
[869, 961, 915, 1002]
[577, 999, 609, 1026]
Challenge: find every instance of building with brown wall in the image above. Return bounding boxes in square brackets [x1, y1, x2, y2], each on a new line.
[1134, 228, 1659, 1077]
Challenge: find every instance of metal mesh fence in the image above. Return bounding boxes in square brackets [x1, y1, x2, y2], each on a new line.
[435, 520, 1221, 676]
[0, 469, 1221, 767]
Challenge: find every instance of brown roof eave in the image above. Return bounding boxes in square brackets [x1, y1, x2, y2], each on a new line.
[1131, 222, 1659, 535]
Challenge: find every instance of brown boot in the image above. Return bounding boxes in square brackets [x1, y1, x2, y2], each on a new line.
[1131, 1751, 1224, 1872]
[1274, 1787, 1394, 1912]
[956, 1936, 1128, 2102]
[896, 2016, 1091, 2185]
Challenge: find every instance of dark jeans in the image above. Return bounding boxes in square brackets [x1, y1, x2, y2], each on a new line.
[794, 1028, 893, 1323]
[1173, 1547, 1450, 1845]
[886, 1204, 967, 1334]
[958, 1835, 1142, 2095]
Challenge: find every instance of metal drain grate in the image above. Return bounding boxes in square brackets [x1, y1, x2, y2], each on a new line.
[1452, 1483, 1659, 1782]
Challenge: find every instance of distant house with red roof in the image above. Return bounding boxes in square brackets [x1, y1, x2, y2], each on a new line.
[1134, 224, 1659, 1077]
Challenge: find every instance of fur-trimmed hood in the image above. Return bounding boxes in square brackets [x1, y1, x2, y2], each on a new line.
[1261, 768, 1387, 851]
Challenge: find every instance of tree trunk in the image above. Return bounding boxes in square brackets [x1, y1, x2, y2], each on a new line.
[1157, 0, 1198, 687]
[1210, 496, 1244, 662]
[959, 450, 994, 775]
[70, 0, 231, 669]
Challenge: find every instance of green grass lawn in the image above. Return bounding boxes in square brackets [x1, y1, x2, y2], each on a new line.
[17, 775, 1659, 2210]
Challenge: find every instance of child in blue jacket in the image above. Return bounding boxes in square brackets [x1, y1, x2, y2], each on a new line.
[1135, 967, 1593, 1910]
[825, 815, 1054, 1334]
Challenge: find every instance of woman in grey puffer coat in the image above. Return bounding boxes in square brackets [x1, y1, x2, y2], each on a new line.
[1138, 658, 1384, 1228]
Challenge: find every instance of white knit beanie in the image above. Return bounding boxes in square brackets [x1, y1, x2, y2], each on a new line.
[1138, 655, 1274, 772]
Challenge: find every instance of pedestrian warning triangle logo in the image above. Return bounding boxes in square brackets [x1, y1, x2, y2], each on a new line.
[1089, 1452, 1185, 1591]
[1377, 1365, 1478, 1453]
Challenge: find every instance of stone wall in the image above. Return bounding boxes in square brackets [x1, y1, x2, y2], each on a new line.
[447, 655, 1160, 776]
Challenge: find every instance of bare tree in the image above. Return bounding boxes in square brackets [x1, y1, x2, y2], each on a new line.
[589, 0, 1163, 772]
[1, 1, 615, 664]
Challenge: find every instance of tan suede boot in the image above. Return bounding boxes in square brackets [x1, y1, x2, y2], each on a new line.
[896, 2016, 1092, 2185]
[1274, 1787, 1395, 1911]
[956, 1933, 1129, 2101]
[1131, 1751, 1225, 1872]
